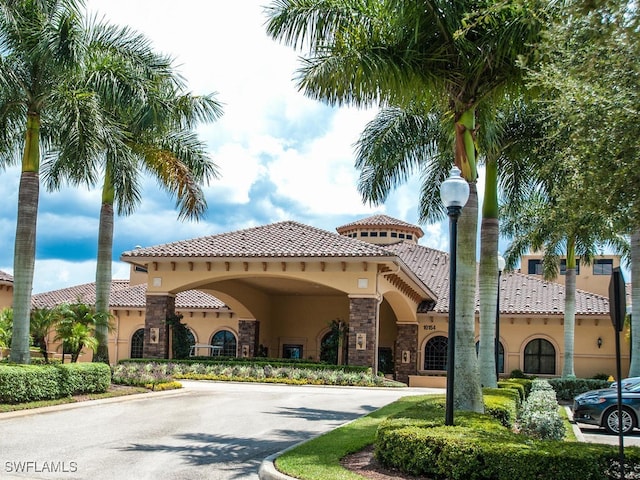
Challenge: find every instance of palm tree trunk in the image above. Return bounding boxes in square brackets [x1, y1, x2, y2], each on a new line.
[478, 158, 499, 387]
[629, 229, 640, 376]
[10, 113, 41, 364]
[562, 239, 577, 377]
[455, 183, 484, 413]
[93, 178, 115, 363]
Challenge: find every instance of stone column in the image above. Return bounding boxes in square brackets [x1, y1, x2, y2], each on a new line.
[238, 319, 259, 357]
[394, 323, 418, 385]
[347, 296, 378, 369]
[143, 294, 175, 359]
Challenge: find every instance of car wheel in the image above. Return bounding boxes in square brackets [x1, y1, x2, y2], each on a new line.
[604, 407, 635, 434]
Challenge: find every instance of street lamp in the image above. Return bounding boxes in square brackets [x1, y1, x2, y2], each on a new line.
[496, 254, 506, 382]
[440, 166, 469, 426]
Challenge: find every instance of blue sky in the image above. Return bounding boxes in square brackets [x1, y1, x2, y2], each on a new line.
[0, 0, 458, 293]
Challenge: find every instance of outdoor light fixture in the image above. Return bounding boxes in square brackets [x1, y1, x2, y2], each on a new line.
[597, 337, 603, 349]
[496, 254, 506, 381]
[440, 166, 469, 426]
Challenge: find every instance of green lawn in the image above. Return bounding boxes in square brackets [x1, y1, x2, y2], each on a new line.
[275, 395, 429, 480]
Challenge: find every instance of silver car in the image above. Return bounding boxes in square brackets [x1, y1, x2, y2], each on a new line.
[573, 381, 640, 434]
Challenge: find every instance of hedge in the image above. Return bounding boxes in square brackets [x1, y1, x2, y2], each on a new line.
[375, 389, 640, 479]
[483, 388, 519, 428]
[0, 363, 111, 403]
[548, 377, 611, 402]
[377, 422, 640, 480]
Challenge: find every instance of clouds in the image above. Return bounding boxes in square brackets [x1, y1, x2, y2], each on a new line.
[0, 0, 435, 294]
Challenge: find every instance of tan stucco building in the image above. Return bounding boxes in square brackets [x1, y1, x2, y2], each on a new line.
[12, 215, 627, 384]
[519, 252, 622, 297]
[0, 270, 13, 309]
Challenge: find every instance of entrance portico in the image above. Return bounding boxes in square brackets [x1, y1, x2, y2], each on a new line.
[121, 220, 433, 375]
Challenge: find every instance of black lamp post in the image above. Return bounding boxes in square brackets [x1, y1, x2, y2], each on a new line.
[495, 254, 505, 382]
[440, 166, 469, 426]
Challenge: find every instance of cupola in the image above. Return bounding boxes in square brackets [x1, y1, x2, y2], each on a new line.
[336, 214, 423, 245]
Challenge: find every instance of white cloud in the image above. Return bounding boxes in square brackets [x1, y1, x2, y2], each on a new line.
[30, 260, 130, 294]
[208, 143, 267, 204]
[0, 1, 457, 295]
[267, 107, 379, 216]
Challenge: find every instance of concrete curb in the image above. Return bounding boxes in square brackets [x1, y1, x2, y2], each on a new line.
[258, 452, 297, 480]
[564, 405, 586, 442]
[258, 430, 322, 480]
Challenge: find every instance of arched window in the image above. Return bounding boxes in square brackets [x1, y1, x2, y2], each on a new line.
[497, 342, 504, 374]
[424, 335, 448, 370]
[524, 338, 556, 375]
[187, 329, 196, 349]
[130, 328, 144, 359]
[211, 330, 237, 357]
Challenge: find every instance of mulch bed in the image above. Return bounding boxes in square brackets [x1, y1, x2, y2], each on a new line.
[340, 445, 433, 480]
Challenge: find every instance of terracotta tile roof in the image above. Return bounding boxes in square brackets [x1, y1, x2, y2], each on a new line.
[386, 242, 609, 316]
[121, 221, 393, 260]
[32, 281, 226, 310]
[0, 270, 13, 284]
[384, 242, 450, 310]
[498, 272, 609, 316]
[336, 214, 424, 238]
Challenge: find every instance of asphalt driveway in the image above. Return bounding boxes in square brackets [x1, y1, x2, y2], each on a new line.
[0, 381, 440, 480]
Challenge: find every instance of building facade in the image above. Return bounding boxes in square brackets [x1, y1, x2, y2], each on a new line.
[4, 215, 626, 384]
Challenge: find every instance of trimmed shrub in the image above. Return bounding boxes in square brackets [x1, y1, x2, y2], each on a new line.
[375, 395, 640, 479]
[517, 379, 565, 441]
[483, 388, 519, 428]
[0, 363, 110, 403]
[498, 380, 525, 402]
[548, 377, 611, 402]
[56, 363, 111, 395]
[0, 365, 61, 403]
[506, 377, 534, 396]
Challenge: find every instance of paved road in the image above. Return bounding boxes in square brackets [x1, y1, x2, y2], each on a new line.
[575, 422, 640, 447]
[0, 381, 440, 480]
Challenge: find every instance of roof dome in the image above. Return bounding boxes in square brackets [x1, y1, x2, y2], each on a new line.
[336, 214, 423, 245]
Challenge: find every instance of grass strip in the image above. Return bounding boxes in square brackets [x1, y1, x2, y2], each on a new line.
[559, 405, 578, 442]
[0, 386, 148, 413]
[275, 395, 426, 480]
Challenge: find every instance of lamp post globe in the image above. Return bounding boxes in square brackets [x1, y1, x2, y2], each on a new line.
[441, 166, 469, 426]
[441, 166, 470, 211]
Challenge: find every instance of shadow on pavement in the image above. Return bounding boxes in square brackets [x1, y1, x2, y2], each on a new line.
[119, 430, 309, 479]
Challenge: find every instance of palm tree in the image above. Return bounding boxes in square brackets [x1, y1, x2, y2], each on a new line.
[355, 99, 536, 388]
[0, 308, 12, 352]
[43, 19, 223, 362]
[30, 307, 57, 363]
[266, 0, 556, 412]
[501, 189, 629, 377]
[53, 302, 100, 363]
[0, 0, 107, 364]
[527, 0, 640, 374]
[476, 101, 539, 387]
